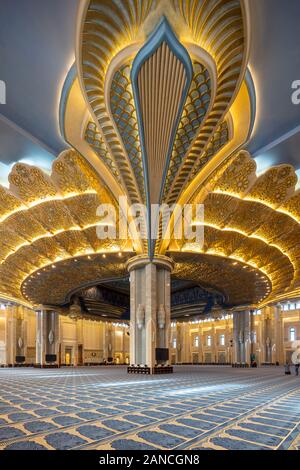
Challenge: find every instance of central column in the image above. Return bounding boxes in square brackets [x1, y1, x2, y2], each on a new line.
[127, 255, 173, 369]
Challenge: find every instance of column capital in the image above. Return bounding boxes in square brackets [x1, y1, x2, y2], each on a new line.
[126, 254, 174, 273]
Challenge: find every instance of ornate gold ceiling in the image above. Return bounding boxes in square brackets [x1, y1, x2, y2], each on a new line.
[0, 150, 134, 306]
[1, 0, 300, 311]
[165, 150, 300, 307]
[171, 252, 271, 307]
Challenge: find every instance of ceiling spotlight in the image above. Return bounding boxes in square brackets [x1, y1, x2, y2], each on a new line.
[102, 254, 106, 258]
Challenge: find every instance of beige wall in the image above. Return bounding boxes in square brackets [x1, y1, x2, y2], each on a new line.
[170, 316, 234, 364]
[171, 307, 300, 365]
[0, 303, 299, 366]
[0, 305, 130, 366]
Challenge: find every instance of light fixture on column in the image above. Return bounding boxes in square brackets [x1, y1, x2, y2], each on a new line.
[69, 297, 83, 321]
[157, 304, 166, 329]
[48, 330, 54, 345]
[136, 304, 145, 330]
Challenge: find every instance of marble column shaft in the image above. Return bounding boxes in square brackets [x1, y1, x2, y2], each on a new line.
[128, 255, 173, 369]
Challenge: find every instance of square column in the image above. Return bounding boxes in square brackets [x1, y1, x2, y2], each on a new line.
[233, 310, 251, 365]
[5, 306, 17, 366]
[36, 310, 59, 367]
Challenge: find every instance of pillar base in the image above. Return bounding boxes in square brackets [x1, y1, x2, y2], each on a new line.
[127, 365, 173, 374]
[34, 363, 60, 368]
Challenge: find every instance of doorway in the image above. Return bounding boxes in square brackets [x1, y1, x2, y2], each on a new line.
[65, 348, 72, 366]
[78, 345, 83, 366]
[192, 353, 199, 364]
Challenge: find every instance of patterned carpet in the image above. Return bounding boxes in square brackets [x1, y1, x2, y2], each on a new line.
[0, 366, 299, 450]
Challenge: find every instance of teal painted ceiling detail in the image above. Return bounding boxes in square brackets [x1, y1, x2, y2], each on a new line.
[85, 121, 121, 184]
[187, 120, 229, 184]
[110, 64, 145, 202]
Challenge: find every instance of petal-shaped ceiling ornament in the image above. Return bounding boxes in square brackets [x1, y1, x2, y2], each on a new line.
[131, 17, 193, 253]
[131, 17, 193, 206]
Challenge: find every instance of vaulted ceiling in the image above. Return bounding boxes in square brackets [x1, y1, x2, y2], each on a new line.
[0, 0, 300, 315]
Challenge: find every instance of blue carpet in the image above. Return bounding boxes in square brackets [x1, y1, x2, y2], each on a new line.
[102, 419, 136, 432]
[138, 430, 185, 448]
[52, 416, 83, 426]
[5, 441, 47, 450]
[76, 425, 115, 440]
[111, 439, 157, 450]
[227, 429, 282, 446]
[209, 437, 270, 450]
[24, 421, 58, 433]
[8, 412, 34, 422]
[0, 366, 299, 450]
[44, 431, 87, 450]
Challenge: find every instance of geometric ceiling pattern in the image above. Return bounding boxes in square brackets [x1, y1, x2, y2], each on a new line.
[1, 0, 300, 316]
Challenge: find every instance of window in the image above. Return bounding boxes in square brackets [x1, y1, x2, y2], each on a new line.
[252, 331, 257, 343]
[194, 335, 199, 347]
[172, 338, 177, 349]
[219, 334, 225, 346]
[207, 335, 212, 346]
[290, 327, 296, 342]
